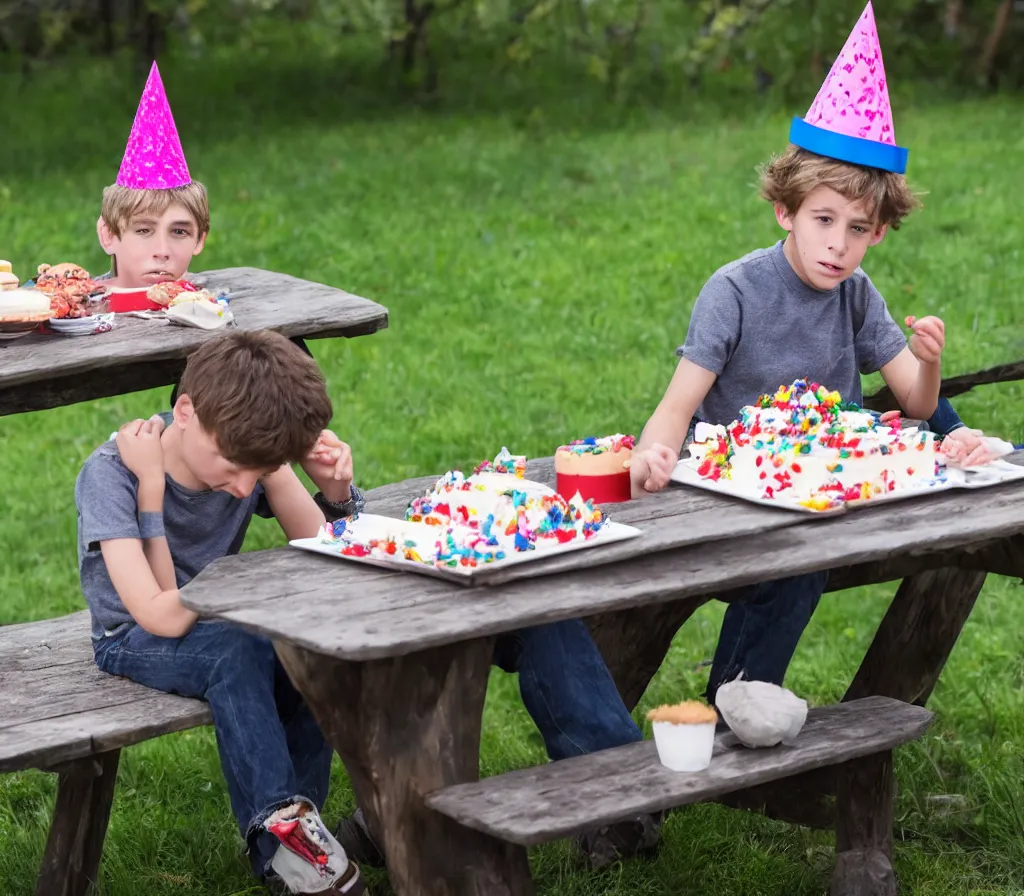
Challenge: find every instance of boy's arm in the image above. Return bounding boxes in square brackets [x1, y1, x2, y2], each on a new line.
[878, 338, 942, 419]
[261, 465, 329, 541]
[636, 358, 717, 456]
[632, 358, 717, 495]
[99, 539, 197, 638]
[137, 474, 177, 593]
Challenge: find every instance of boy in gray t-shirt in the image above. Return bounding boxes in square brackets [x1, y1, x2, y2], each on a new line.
[78, 332, 654, 885]
[77, 330, 370, 896]
[629, 147, 947, 709]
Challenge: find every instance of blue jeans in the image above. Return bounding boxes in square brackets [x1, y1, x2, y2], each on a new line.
[705, 571, 829, 705]
[95, 617, 640, 876]
[94, 621, 332, 880]
[493, 619, 643, 759]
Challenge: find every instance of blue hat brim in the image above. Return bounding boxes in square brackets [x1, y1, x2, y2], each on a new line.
[789, 117, 908, 174]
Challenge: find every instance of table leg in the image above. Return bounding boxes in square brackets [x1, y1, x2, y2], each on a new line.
[586, 596, 709, 710]
[845, 568, 988, 705]
[830, 752, 896, 896]
[717, 567, 989, 831]
[274, 637, 534, 896]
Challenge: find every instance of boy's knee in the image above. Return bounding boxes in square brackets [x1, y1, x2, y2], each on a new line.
[215, 628, 277, 675]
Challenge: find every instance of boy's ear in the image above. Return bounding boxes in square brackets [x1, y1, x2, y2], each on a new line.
[869, 224, 888, 247]
[97, 217, 118, 254]
[774, 202, 795, 232]
[172, 393, 195, 427]
[192, 232, 207, 258]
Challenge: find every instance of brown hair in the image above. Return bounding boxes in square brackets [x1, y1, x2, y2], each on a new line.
[178, 330, 333, 468]
[760, 146, 922, 230]
[101, 182, 210, 237]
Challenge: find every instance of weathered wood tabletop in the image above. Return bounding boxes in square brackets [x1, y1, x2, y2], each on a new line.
[0, 267, 389, 416]
[181, 453, 1024, 896]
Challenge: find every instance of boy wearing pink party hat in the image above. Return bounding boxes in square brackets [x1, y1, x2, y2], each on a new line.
[96, 62, 208, 288]
[629, 3, 946, 710]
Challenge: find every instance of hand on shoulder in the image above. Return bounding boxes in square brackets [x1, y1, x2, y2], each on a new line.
[115, 415, 166, 485]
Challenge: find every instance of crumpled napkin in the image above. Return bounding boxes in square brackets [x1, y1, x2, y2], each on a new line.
[716, 677, 808, 748]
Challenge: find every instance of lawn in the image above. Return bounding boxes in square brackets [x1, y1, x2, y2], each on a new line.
[1, 40, 1023, 896]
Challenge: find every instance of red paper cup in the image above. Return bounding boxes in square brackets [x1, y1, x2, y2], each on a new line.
[104, 288, 164, 313]
[556, 471, 631, 504]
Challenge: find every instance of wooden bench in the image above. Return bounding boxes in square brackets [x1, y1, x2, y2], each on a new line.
[427, 696, 933, 896]
[0, 611, 211, 896]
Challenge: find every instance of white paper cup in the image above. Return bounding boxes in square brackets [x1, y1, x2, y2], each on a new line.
[652, 720, 715, 772]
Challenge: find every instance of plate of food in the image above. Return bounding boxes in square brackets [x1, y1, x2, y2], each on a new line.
[0, 289, 51, 341]
[671, 379, 1024, 514]
[290, 451, 643, 583]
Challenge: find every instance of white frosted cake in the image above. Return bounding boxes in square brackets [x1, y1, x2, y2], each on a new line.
[687, 379, 946, 510]
[317, 449, 608, 569]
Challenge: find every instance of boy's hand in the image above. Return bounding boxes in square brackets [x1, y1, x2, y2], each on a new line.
[302, 430, 353, 503]
[116, 415, 166, 485]
[941, 428, 994, 467]
[629, 444, 678, 497]
[905, 315, 945, 365]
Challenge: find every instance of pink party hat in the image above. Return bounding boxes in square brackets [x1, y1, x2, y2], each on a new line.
[789, 2, 908, 173]
[116, 62, 192, 190]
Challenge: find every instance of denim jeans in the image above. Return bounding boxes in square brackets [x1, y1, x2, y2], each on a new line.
[705, 570, 829, 705]
[95, 617, 640, 874]
[93, 621, 332, 880]
[493, 619, 643, 760]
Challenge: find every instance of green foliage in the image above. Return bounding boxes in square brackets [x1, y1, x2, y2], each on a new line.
[2, 0, 1022, 95]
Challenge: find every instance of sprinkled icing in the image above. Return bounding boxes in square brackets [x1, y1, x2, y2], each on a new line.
[318, 451, 608, 569]
[557, 434, 635, 456]
[688, 379, 946, 509]
[474, 446, 526, 478]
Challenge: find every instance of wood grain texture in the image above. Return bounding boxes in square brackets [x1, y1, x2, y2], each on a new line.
[35, 750, 120, 896]
[274, 638, 534, 896]
[425, 697, 931, 846]
[0, 267, 388, 415]
[864, 361, 1024, 410]
[831, 752, 896, 896]
[181, 478, 1024, 660]
[0, 612, 210, 773]
[844, 568, 989, 707]
[586, 598, 710, 710]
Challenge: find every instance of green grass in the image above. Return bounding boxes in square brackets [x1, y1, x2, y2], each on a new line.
[2, 41, 1024, 896]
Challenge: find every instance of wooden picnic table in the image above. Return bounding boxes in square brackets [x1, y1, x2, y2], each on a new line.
[0, 267, 388, 417]
[181, 453, 1024, 896]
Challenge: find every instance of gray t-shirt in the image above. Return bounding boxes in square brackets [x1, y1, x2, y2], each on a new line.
[75, 431, 272, 641]
[678, 240, 907, 426]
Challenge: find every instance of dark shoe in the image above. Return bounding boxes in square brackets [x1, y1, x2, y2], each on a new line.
[334, 808, 386, 870]
[576, 811, 662, 869]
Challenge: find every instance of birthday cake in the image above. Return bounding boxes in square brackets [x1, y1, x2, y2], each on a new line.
[555, 435, 635, 503]
[317, 450, 608, 570]
[687, 380, 945, 510]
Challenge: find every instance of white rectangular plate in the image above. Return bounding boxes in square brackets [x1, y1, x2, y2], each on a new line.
[289, 512, 643, 584]
[671, 455, 1024, 515]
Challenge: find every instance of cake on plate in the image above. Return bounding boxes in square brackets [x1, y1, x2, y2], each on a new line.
[686, 379, 946, 510]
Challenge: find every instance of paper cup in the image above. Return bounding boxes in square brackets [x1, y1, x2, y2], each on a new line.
[652, 720, 715, 772]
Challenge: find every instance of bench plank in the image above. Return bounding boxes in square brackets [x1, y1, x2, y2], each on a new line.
[0, 612, 210, 773]
[425, 697, 932, 846]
